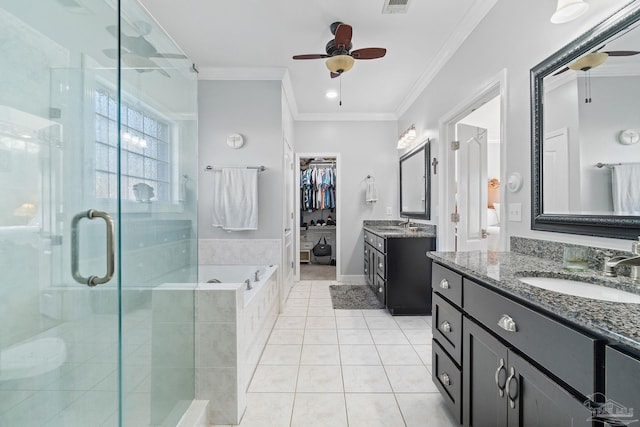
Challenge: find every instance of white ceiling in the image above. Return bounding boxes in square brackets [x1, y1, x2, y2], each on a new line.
[138, 0, 496, 119]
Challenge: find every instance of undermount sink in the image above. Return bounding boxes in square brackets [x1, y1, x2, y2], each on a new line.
[518, 276, 640, 304]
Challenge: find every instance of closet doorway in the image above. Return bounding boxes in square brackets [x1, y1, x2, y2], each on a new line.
[295, 154, 340, 281]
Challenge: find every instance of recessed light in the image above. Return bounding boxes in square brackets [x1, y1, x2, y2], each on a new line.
[326, 91, 338, 99]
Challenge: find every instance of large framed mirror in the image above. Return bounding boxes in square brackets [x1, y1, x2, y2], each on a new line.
[400, 139, 430, 219]
[531, 1, 640, 239]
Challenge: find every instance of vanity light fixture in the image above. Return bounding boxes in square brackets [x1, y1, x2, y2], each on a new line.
[550, 0, 589, 24]
[396, 124, 417, 149]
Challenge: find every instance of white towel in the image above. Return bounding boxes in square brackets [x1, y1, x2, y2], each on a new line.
[611, 163, 640, 215]
[365, 179, 378, 203]
[211, 170, 226, 228]
[221, 168, 258, 231]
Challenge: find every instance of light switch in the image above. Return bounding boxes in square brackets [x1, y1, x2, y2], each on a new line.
[508, 203, 522, 222]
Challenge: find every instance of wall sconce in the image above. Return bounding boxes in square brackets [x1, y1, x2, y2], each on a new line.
[396, 124, 416, 149]
[550, 0, 589, 24]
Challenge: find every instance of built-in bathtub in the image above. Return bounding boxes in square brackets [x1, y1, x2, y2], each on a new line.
[193, 264, 280, 425]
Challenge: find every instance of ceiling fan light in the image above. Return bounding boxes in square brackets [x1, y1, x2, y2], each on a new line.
[325, 55, 355, 74]
[551, 0, 589, 24]
[568, 52, 608, 71]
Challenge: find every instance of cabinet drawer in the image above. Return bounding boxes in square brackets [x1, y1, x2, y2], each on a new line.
[433, 292, 462, 364]
[375, 235, 386, 253]
[606, 346, 640, 417]
[374, 274, 385, 304]
[464, 278, 597, 397]
[433, 339, 462, 424]
[364, 231, 376, 246]
[432, 263, 462, 307]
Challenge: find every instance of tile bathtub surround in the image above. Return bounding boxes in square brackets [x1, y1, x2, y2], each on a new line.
[212, 280, 459, 427]
[198, 239, 281, 265]
[510, 236, 634, 275]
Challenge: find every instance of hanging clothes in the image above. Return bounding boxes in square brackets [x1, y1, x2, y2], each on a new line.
[299, 164, 336, 212]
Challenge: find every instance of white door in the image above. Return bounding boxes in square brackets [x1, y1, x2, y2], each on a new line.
[282, 139, 295, 303]
[543, 128, 570, 213]
[456, 123, 488, 251]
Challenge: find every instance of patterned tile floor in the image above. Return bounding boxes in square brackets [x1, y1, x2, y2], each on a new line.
[213, 280, 458, 427]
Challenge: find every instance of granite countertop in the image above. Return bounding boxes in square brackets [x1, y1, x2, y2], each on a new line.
[427, 251, 640, 353]
[363, 221, 437, 238]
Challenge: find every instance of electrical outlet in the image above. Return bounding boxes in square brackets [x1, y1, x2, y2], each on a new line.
[386, 207, 392, 216]
[508, 203, 522, 222]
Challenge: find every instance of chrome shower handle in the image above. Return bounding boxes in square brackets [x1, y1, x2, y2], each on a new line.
[71, 210, 115, 287]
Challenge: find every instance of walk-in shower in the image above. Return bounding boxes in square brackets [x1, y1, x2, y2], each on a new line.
[0, 1, 198, 425]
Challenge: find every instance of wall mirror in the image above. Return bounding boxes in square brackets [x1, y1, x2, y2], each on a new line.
[400, 140, 430, 219]
[531, 1, 640, 239]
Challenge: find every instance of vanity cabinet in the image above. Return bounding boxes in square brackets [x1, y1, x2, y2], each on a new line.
[605, 346, 640, 421]
[432, 262, 598, 426]
[363, 229, 435, 315]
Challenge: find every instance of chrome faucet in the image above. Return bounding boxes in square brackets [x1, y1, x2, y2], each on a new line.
[402, 217, 411, 228]
[254, 270, 260, 282]
[245, 279, 252, 290]
[603, 237, 640, 284]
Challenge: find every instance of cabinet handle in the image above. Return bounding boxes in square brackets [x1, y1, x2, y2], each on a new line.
[364, 249, 368, 255]
[378, 287, 383, 293]
[497, 314, 517, 332]
[506, 367, 518, 409]
[440, 320, 452, 333]
[439, 279, 450, 289]
[364, 268, 368, 274]
[378, 242, 382, 248]
[439, 372, 451, 386]
[378, 262, 383, 269]
[495, 358, 506, 398]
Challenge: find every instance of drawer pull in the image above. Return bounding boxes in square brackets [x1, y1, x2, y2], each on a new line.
[378, 287, 383, 293]
[440, 321, 452, 333]
[378, 243, 382, 248]
[507, 367, 518, 409]
[378, 262, 383, 269]
[495, 358, 506, 398]
[364, 268, 368, 274]
[439, 372, 451, 386]
[439, 279, 450, 289]
[364, 249, 368, 255]
[497, 314, 517, 332]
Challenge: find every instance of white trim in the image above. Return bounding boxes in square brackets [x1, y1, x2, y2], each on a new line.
[295, 152, 341, 282]
[395, 0, 498, 118]
[295, 112, 397, 122]
[437, 69, 507, 252]
[281, 69, 299, 119]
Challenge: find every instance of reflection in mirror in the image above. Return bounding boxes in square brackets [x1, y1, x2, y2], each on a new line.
[400, 140, 430, 219]
[531, 1, 640, 239]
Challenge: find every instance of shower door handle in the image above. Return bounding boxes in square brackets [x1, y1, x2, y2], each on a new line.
[71, 210, 115, 287]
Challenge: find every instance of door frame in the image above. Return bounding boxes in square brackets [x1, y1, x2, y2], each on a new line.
[282, 137, 294, 304]
[438, 69, 508, 252]
[294, 152, 341, 282]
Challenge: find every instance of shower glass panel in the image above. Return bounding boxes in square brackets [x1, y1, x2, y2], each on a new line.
[0, 1, 197, 426]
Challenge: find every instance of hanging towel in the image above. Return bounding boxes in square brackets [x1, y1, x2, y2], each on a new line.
[365, 178, 378, 203]
[211, 170, 226, 227]
[611, 163, 640, 215]
[221, 168, 258, 231]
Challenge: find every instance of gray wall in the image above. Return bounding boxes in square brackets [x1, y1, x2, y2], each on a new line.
[398, 0, 632, 250]
[295, 120, 398, 276]
[198, 80, 284, 239]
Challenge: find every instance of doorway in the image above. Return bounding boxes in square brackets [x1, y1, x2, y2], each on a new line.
[439, 70, 507, 252]
[295, 153, 340, 281]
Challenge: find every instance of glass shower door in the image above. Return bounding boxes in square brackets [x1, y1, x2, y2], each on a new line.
[0, 1, 121, 426]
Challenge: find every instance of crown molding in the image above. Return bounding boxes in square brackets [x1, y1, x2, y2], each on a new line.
[394, 0, 498, 118]
[295, 112, 397, 121]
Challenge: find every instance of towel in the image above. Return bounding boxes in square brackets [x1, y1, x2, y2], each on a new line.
[611, 163, 640, 214]
[211, 170, 226, 228]
[221, 168, 258, 230]
[365, 178, 377, 203]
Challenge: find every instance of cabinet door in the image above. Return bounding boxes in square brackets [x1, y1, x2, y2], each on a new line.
[463, 317, 509, 427]
[507, 351, 593, 427]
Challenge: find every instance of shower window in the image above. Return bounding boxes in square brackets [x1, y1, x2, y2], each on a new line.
[94, 87, 171, 202]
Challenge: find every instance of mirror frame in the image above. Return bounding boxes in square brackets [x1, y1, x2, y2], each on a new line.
[399, 139, 431, 220]
[531, 1, 640, 240]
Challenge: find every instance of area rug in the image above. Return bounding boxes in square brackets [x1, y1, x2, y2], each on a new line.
[329, 285, 385, 310]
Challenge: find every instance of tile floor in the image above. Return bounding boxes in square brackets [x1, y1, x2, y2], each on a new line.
[212, 280, 458, 427]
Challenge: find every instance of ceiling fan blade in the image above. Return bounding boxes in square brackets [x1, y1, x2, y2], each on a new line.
[103, 48, 118, 59]
[293, 54, 329, 60]
[351, 47, 387, 60]
[106, 25, 118, 39]
[153, 53, 189, 59]
[330, 72, 340, 78]
[603, 50, 640, 56]
[552, 66, 570, 76]
[334, 24, 352, 50]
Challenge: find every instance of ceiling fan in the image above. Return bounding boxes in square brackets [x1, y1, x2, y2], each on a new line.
[102, 22, 188, 77]
[292, 22, 387, 78]
[552, 47, 640, 76]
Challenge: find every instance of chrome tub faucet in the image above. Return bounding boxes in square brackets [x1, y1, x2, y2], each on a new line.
[602, 236, 640, 284]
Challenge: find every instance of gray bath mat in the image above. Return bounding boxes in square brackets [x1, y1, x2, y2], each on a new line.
[329, 285, 385, 310]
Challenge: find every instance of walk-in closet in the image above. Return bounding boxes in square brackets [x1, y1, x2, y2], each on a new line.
[299, 156, 337, 280]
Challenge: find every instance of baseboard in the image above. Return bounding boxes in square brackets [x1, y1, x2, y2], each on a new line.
[338, 274, 366, 284]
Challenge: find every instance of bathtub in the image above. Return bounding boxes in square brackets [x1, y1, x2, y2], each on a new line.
[198, 264, 277, 307]
[194, 264, 280, 424]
